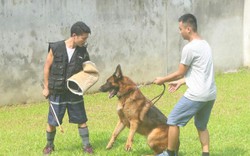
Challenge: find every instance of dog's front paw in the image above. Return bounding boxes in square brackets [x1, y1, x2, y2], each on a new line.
[125, 143, 132, 151]
[106, 143, 113, 150]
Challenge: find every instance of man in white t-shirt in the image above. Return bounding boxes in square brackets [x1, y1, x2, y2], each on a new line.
[154, 14, 216, 156]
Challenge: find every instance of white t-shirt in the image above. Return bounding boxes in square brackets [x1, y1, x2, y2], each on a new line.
[66, 47, 75, 63]
[181, 39, 216, 101]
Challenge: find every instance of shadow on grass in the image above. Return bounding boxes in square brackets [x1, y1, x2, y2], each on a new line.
[91, 131, 154, 155]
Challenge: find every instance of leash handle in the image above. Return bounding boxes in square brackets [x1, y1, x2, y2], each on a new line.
[150, 83, 166, 105]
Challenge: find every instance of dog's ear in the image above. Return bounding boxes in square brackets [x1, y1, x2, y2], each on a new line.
[113, 64, 123, 80]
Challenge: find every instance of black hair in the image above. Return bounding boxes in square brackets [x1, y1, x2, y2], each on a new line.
[178, 14, 197, 32]
[70, 21, 91, 36]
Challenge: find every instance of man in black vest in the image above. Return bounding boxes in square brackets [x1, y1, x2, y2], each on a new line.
[42, 21, 93, 155]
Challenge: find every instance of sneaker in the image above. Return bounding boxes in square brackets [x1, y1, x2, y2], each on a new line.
[43, 145, 54, 155]
[155, 151, 169, 156]
[155, 151, 177, 156]
[83, 145, 93, 154]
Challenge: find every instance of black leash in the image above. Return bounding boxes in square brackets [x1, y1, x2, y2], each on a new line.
[149, 83, 166, 106]
[138, 82, 166, 106]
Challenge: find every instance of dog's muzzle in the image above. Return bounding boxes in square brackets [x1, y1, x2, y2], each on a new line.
[99, 83, 119, 98]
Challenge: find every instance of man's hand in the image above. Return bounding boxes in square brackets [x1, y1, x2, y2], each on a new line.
[42, 88, 50, 99]
[168, 81, 181, 93]
[168, 78, 185, 93]
[153, 77, 165, 85]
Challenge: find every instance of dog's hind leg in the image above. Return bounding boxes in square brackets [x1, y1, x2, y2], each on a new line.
[147, 126, 168, 154]
[106, 121, 125, 149]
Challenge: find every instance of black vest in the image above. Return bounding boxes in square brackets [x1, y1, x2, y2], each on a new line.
[48, 40, 90, 94]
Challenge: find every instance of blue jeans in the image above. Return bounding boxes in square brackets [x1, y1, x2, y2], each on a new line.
[167, 96, 215, 130]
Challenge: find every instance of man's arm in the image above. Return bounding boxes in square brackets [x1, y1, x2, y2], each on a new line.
[42, 49, 53, 98]
[153, 63, 188, 85]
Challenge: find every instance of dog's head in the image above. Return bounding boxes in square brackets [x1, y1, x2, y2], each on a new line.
[99, 64, 123, 98]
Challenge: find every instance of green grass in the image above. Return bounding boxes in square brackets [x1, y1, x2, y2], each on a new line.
[0, 68, 250, 156]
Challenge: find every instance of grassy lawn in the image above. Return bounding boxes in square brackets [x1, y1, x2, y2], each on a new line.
[0, 68, 249, 156]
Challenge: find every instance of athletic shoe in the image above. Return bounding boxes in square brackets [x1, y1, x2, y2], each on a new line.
[43, 145, 54, 155]
[83, 145, 93, 154]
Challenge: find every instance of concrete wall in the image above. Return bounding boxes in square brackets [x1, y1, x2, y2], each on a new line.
[166, 0, 245, 73]
[0, 0, 247, 105]
[244, 0, 250, 66]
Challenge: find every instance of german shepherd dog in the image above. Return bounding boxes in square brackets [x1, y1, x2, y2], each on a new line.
[99, 65, 178, 155]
